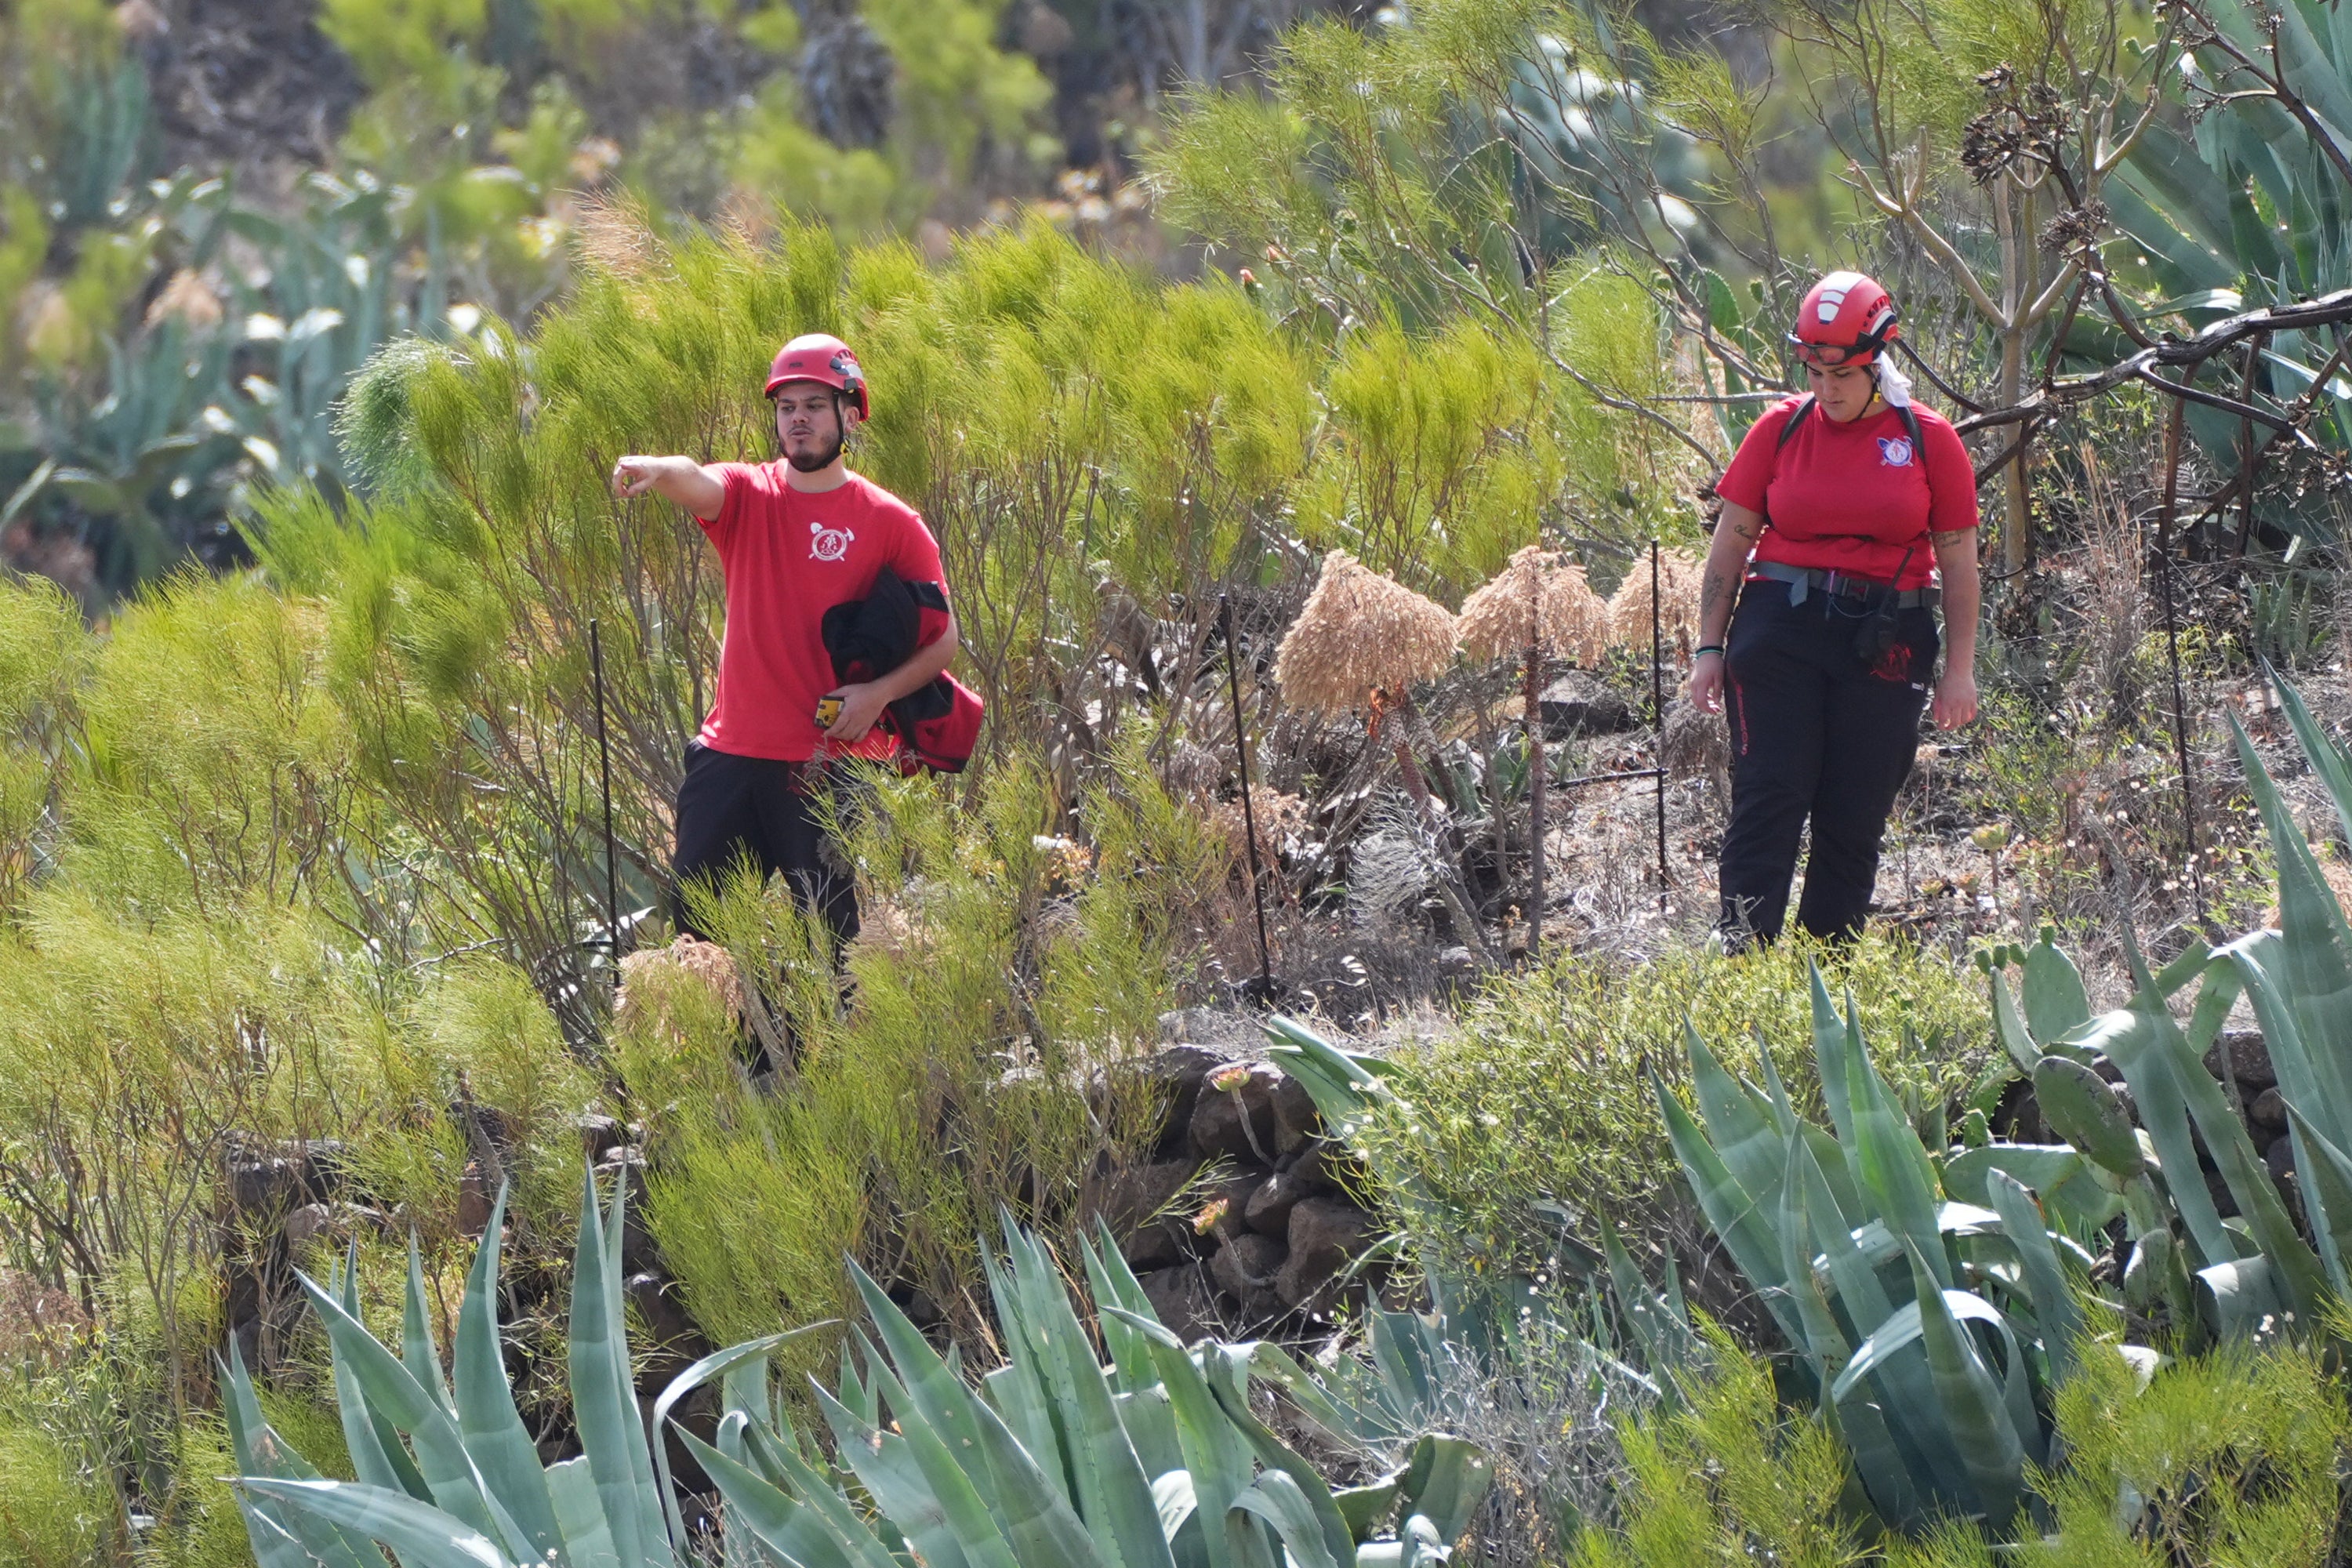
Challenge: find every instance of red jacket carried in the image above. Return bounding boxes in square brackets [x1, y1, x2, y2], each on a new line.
[819, 567, 985, 772]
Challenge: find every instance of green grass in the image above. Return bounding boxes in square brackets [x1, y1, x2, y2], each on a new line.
[1359, 929, 1995, 1284]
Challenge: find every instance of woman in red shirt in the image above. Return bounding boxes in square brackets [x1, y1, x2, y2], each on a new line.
[1686, 273, 1981, 942]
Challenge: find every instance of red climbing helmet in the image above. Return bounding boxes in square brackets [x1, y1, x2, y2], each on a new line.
[1789, 271, 1900, 368]
[764, 332, 869, 419]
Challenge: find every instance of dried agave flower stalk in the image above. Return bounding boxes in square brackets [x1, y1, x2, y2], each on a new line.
[1273, 551, 1496, 966]
[1606, 547, 1705, 659]
[1457, 546, 1609, 667]
[615, 934, 744, 1037]
[1457, 545, 1610, 955]
[1272, 550, 1457, 717]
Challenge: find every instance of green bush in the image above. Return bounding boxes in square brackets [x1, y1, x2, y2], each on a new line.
[1359, 930, 1994, 1283]
[626, 750, 1209, 1363]
[1577, 1322, 2350, 1566]
[0, 1418, 114, 1568]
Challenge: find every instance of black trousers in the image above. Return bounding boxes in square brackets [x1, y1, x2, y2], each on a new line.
[1718, 583, 1936, 942]
[670, 742, 859, 947]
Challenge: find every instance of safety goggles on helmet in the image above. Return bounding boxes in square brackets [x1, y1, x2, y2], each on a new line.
[1787, 332, 1886, 369]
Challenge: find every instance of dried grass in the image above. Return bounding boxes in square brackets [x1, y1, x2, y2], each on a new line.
[615, 934, 744, 1033]
[1605, 549, 1705, 657]
[1272, 550, 1457, 716]
[1210, 789, 1310, 868]
[145, 269, 223, 331]
[572, 187, 664, 281]
[1457, 546, 1610, 667]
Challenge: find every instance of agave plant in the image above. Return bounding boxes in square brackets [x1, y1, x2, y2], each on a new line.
[229, 1161, 1493, 1568]
[1651, 970, 2122, 1533]
[1653, 670, 2352, 1534]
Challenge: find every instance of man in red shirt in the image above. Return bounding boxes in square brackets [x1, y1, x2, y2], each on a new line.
[609, 332, 960, 946]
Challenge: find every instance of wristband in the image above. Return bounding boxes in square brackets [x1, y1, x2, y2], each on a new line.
[1694, 644, 1725, 658]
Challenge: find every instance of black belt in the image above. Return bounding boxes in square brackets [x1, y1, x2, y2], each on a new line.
[1748, 561, 1940, 609]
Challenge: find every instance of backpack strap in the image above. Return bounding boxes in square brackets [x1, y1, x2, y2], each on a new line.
[1774, 394, 1816, 451]
[1773, 393, 1924, 455]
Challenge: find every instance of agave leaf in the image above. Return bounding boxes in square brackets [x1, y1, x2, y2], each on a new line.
[1230, 1475, 1341, 1568]
[1202, 1362, 1360, 1566]
[567, 1167, 661, 1568]
[2223, 715, 2352, 1279]
[1845, 1021, 1951, 1291]
[999, 1224, 1176, 1568]
[1809, 964, 1860, 1152]
[1793, 1141, 1957, 1504]
[1080, 1223, 1160, 1394]
[1776, 1142, 1851, 1377]
[1331, 1477, 1399, 1544]
[235, 1479, 515, 1568]
[546, 1459, 619, 1568]
[2268, 667, 2352, 850]
[1982, 1170, 2081, 1386]
[1152, 1469, 1199, 1541]
[2067, 989, 2234, 1269]
[1897, 1250, 2026, 1528]
[220, 1341, 385, 1568]
[1105, 1308, 1278, 1568]
[652, 1330, 824, 1554]
[451, 1186, 562, 1565]
[2283, 1099, 2352, 1291]
[332, 1250, 431, 1501]
[1650, 1069, 1806, 1346]
[812, 1379, 974, 1568]
[679, 1425, 891, 1568]
[403, 1235, 454, 1412]
[1389, 1434, 1492, 1548]
[1240, 1341, 1372, 1450]
[851, 1262, 1109, 1568]
[1599, 1218, 1698, 1383]
[979, 1242, 1068, 1497]
[2131, 946, 2330, 1316]
[2194, 1256, 2285, 1339]
[294, 1271, 528, 1557]
[1683, 1023, 1785, 1215]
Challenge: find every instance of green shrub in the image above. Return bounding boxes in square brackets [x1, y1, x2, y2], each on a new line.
[0, 1418, 114, 1568]
[1577, 1323, 2350, 1566]
[1359, 930, 1994, 1283]
[626, 750, 1207, 1361]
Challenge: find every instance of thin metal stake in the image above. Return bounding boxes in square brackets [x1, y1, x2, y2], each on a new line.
[1221, 593, 1276, 1000]
[588, 619, 622, 988]
[2154, 395, 2205, 924]
[1526, 561, 1546, 959]
[1650, 539, 1668, 914]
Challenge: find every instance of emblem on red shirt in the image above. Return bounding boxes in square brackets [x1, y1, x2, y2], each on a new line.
[1877, 436, 1915, 467]
[809, 521, 856, 561]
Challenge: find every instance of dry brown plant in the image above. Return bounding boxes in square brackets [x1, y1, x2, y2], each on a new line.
[615, 934, 745, 1034]
[145, 269, 223, 331]
[1606, 548, 1705, 659]
[1272, 550, 1457, 714]
[572, 187, 665, 281]
[1457, 546, 1610, 667]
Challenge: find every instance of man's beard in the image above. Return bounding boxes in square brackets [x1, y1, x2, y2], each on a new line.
[782, 430, 846, 472]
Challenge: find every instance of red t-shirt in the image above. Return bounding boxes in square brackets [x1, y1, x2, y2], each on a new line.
[695, 463, 947, 762]
[1715, 397, 1977, 590]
